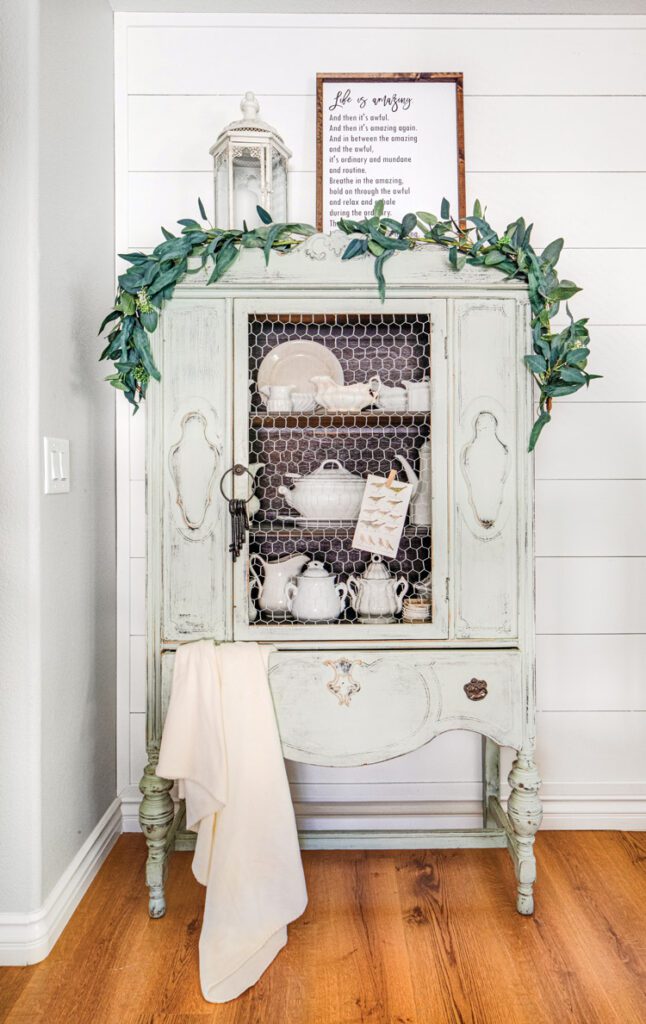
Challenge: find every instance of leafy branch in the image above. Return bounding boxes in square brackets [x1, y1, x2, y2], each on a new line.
[98, 200, 315, 409]
[338, 198, 599, 451]
[99, 197, 598, 450]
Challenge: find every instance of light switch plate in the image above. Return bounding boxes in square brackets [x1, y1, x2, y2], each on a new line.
[43, 437, 70, 494]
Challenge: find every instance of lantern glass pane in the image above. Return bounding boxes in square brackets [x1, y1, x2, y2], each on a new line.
[214, 152, 230, 227]
[271, 152, 287, 223]
[232, 149, 263, 228]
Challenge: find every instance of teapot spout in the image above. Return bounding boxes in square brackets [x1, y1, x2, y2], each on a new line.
[395, 454, 419, 492]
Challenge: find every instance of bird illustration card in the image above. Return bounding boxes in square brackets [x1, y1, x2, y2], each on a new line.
[352, 473, 413, 558]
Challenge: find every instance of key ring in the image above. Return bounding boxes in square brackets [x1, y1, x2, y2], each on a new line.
[219, 464, 255, 504]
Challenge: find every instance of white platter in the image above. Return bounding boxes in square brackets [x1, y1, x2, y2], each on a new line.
[257, 340, 344, 397]
[272, 516, 357, 527]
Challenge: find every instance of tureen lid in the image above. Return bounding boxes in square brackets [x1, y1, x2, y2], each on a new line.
[362, 554, 391, 580]
[301, 560, 331, 578]
[307, 459, 362, 482]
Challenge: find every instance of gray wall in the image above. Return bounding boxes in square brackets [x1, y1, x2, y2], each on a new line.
[38, 0, 116, 898]
[0, 0, 116, 912]
[0, 0, 43, 916]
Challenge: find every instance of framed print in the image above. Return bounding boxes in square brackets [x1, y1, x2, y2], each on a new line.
[316, 73, 465, 233]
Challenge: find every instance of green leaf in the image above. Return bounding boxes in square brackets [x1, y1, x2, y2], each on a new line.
[467, 216, 498, 244]
[160, 227, 176, 241]
[546, 383, 583, 397]
[381, 217, 403, 234]
[207, 239, 239, 282]
[117, 252, 149, 265]
[559, 365, 587, 384]
[528, 411, 551, 452]
[401, 212, 417, 237]
[368, 239, 385, 257]
[448, 247, 466, 271]
[342, 237, 368, 260]
[548, 280, 581, 302]
[198, 197, 207, 221]
[263, 223, 285, 264]
[132, 324, 161, 381]
[416, 211, 437, 229]
[98, 309, 121, 335]
[284, 222, 317, 238]
[373, 199, 385, 218]
[565, 347, 590, 367]
[541, 238, 564, 266]
[524, 354, 547, 375]
[373, 251, 393, 302]
[140, 309, 158, 333]
[483, 250, 506, 266]
[255, 206, 272, 224]
[367, 224, 408, 251]
[440, 197, 450, 220]
[337, 217, 366, 235]
[118, 292, 137, 315]
[472, 198, 482, 219]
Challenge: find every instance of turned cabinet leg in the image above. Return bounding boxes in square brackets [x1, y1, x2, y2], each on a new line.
[507, 752, 542, 916]
[139, 757, 174, 918]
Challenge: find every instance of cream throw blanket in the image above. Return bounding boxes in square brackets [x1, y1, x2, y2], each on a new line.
[157, 639, 307, 1003]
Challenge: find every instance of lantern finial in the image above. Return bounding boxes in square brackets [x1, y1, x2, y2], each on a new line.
[240, 91, 260, 120]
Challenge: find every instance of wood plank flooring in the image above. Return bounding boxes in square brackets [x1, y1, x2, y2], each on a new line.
[1, 832, 645, 1024]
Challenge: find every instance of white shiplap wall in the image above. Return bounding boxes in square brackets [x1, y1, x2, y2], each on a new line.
[116, 11, 646, 831]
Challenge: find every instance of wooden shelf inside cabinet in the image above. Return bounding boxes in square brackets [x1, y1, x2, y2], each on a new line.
[251, 521, 432, 538]
[250, 412, 429, 429]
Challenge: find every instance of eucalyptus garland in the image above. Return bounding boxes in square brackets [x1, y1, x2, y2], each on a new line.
[99, 197, 598, 451]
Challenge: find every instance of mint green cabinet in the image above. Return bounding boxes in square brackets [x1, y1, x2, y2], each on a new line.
[140, 238, 540, 920]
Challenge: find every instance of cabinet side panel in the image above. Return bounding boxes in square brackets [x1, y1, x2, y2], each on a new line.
[161, 301, 231, 641]
[452, 298, 518, 639]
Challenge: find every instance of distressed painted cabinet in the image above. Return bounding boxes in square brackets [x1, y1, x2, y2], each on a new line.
[139, 235, 541, 919]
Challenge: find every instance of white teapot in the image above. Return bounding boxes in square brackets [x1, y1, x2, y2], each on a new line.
[285, 560, 348, 621]
[347, 555, 408, 623]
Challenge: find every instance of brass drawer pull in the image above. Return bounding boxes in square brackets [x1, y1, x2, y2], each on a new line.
[464, 678, 488, 701]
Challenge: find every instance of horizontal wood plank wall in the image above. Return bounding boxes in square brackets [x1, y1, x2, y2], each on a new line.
[116, 12, 646, 831]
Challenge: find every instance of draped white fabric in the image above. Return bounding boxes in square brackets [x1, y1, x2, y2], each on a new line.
[157, 640, 307, 1003]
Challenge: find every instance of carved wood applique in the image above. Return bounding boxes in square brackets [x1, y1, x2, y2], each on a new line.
[323, 658, 368, 707]
[168, 410, 221, 540]
[461, 411, 510, 531]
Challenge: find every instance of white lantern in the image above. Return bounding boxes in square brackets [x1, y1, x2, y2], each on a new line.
[210, 92, 291, 230]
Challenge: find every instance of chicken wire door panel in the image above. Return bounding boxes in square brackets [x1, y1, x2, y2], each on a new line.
[231, 298, 449, 642]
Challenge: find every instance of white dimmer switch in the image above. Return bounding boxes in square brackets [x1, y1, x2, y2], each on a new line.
[43, 437, 70, 494]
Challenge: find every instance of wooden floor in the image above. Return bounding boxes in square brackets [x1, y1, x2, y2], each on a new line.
[2, 832, 646, 1024]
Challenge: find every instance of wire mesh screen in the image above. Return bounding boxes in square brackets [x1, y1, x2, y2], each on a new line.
[246, 313, 433, 627]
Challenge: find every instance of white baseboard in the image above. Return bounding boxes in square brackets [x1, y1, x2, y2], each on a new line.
[120, 783, 144, 832]
[0, 798, 121, 966]
[121, 782, 646, 834]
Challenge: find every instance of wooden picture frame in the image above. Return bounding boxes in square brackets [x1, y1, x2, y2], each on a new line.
[316, 72, 465, 232]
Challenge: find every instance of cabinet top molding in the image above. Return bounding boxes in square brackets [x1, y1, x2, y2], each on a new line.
[174, 233, 530, 293]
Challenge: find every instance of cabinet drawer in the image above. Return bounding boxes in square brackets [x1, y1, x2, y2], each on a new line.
[268, 649, 524, 766]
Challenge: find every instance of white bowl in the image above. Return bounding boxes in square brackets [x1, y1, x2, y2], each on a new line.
[378, 396, 408, 413]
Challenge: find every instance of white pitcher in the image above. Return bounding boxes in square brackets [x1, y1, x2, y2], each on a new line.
[259, 385, 293, 413]
[249, 552, 310, 613]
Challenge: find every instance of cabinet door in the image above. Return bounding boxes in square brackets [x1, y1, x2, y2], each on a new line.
[450, 297, 522, 639]
[154, 299, 232, 642]
[231, 297, 449, 642]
